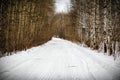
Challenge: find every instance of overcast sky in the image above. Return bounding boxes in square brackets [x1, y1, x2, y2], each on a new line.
[55, 0, 71, 13]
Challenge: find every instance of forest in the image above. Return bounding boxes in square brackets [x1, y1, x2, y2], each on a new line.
[0, 0, 120, 59]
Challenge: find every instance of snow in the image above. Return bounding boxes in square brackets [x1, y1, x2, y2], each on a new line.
[0, 37, 120, 80]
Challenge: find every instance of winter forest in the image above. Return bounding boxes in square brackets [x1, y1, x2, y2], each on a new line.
[0, 0, 120, 80]
[0, 0, 120, 57]
[0, 0, 120, 58]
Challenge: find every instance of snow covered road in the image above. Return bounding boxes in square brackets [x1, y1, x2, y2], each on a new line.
[0, 38, 120, 80]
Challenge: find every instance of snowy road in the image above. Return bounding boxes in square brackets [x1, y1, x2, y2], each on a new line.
[0, 38, 120, 80]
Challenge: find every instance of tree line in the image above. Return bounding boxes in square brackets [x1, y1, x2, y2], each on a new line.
[0, 0, 54, 56]
[0, 0, 120, 59]
[71, 0, 120, 59]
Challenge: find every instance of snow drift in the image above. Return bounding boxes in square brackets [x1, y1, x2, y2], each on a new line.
[0, 37, 120, 80]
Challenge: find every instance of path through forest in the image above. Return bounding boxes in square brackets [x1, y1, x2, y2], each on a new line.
[0, 38, 120, 80]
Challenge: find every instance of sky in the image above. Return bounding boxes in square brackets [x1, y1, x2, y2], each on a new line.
[55, 0, 71, 13]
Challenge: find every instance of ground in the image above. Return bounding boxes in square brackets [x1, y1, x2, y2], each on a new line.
[0, 37, 120, 80]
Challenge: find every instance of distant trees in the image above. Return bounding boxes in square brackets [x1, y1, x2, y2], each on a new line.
[52, 13, 77, 41]
[0, 0, 54, 56]
[71, 0, 120, 58]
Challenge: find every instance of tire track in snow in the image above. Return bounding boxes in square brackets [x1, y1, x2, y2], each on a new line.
[59, 42, 96, 80]
[68, 46, 113, 80]
[71, 47, 115, 80]
[77, 47, 120, 80]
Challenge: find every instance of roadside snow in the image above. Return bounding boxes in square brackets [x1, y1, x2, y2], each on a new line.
[0, 37, 120, 80]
